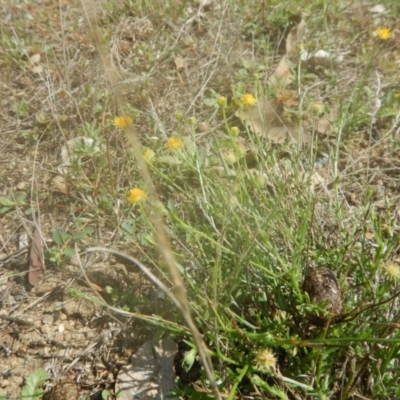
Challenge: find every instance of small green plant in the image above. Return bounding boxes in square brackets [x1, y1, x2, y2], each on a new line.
[20, 369, 49, 400]
[0, 192, 27, 215]
[46, 227, 94, 267]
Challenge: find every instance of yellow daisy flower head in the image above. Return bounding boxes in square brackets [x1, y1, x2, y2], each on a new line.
[223, 150, 237, 165]
[382, 262, 400, 280]
[142, 147, 156, 163]
[241, 93, 257, 107]
[217, 96, 227, 108]
[114, 116, 133, 129]
[254, 348, 276, 372]
[127, 188, 147, 204]
[236, 143, 247, 157]
[165, 136, 184, 152]
[375, 27, 391, 40]
[310, 101, 324, 116]
[230, 126, 239, 137]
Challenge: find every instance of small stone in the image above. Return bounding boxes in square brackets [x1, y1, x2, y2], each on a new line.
[13, 376, 24, 385]
[67, 320, 75, 329]
[85, 331, 96, 340]
[34, 320, 42, 328]
[53, 332, 64, 342]
[71, 333, 84, 341]
[41, 324, 51, 334]
[59, 313, 68, 321]
[42, 315, 53, 325]
[0, 379, 9, 388]
[16, 182, 27, 190]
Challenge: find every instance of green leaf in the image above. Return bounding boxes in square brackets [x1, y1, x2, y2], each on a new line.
[203, 97, 217, 107]
[121, 221, 136, 234]
[64, 247, 76, 258]
[52, 230, 71, 246]
[20, 369, 49, 400]
[72, 227, 94, 240]
[24, 207, 33, 216]
[16, 193, 27, 205]
[0, 196, 15, 207]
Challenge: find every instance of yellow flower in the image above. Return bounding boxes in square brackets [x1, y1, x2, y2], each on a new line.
[114, 116, 133, 128]
[143, 147, 156, 163]
[376, 27, 391, 40]
[254, 348, 276, 372]
[165, 136, 184, 152]
[382, 262, 400, 280]
[236, 142, 247, 157]
[127, 188, 147, 204]
[223, 150, 237, 165]
[310, 101, 324, 116]
[230, 126, 239, 137]
[217, 96, 227, 108]
[241, 93, 257, 106]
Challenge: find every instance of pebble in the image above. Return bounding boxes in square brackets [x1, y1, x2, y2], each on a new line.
[85, 331, 96, 340]
[34, 320, 42, 328]
[16, 182, 27, 190]
[53, 332, 64, 342]
[13, 376, 23, 385]
[41, 324, 51, 334]
[1, 379, 9, 388]
[59, 313, 68, 321]
[42, 315, 53, 325]
[71, 333, 84, 341]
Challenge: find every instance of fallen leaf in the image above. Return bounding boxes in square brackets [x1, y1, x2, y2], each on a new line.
[29, 228, 44, 286]
[29, 53, 41, 65]
[174, 56, 185, 70]
[275, 88, 298, 106]
[32, 65, 43, 74]
[29, 54, 43, 74]
[285, 16, 306, 55]
[269, 14, 306, 84]
[236, 98, 311, 144]
[236, 98, 283, 133]
[52, 175, 68, 194]
[237, 15, 311, 145]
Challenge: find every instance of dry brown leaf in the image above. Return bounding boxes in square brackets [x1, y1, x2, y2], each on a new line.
[285, 17, 306, 55]
[270, 56, 292, 83]
[275, 88, 298, 106]
[236, 98, 311, 144]
[29, 53, 41, 65]
[29, 228, 44, 286]
[32, 65, 43, 74]
[236, 98, 283, 132]
[52, 175, 68, 194]
[270, 14, 306, 84]
[236, 15, 315, 145]
[174, 56, 185, 70]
